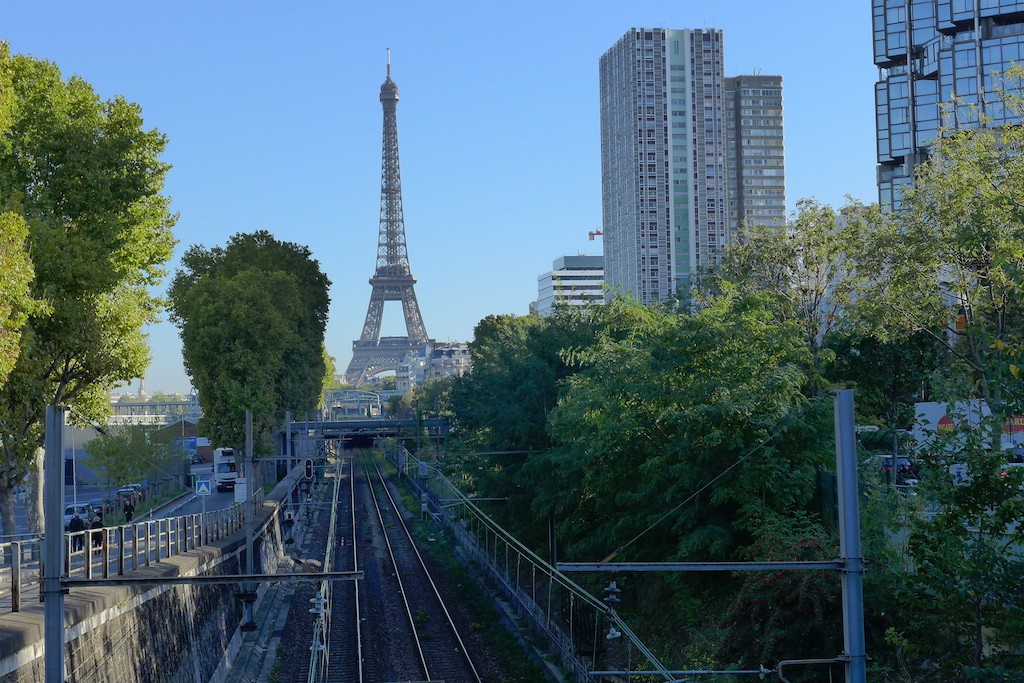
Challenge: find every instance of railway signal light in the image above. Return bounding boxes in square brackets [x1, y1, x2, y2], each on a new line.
[304, 458, 314, 480]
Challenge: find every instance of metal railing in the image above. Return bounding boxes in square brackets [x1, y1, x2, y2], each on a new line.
[305, 453, 348, 682]
[384, 446, 676, 683]
[0, 497, 256, 614]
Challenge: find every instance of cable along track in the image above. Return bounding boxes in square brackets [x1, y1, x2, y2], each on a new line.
[302, 454, 363, 683]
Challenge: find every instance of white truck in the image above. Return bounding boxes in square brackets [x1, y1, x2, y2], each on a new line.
[213, 447, 237, 492]
[912, 400, 1024, 453]
[913, 401, 1024, 482]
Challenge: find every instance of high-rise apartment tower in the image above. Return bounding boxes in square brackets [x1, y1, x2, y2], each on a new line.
[725, 75, 786, 233]
[874, 0, 1024, 209]
[600, 28, 784, 304]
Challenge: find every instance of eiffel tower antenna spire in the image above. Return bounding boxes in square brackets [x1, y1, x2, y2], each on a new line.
[344, 55, 431, 385]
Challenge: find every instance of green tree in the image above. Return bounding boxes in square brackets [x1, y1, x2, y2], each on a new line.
[446, 295, 838, 666]
[450, 307, 612, 452]
[168, 231, 330, 452]
[856, 70, 1024, 677]
[861, 70, 1024, 405]
[322, 347, 348, 392]
[826, 331, 946, 437]
[715, 515, 841, 675]
[890, 408, 1024, 679]
[445, 308, 602, 546]
[0, 46, 40, 390]
[0, 46, 175, 534]
[702, 199, 878, 381]
[0, 210, 37, 389]
[83, 425, 174, 492]
[536, 293, 825, 563]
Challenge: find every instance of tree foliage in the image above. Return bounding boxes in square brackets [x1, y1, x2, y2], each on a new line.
[168, 231, 330, 451]
[826, 331, 946, 431]
[440, 126, 1024, 671]
[0, 210, 37, 389]
[701, 198, 878, 376]
[715, 515, 841, 672]
[83, 425, 177, 491]
[440, 309, 608, 547]
[861, 68, 1024, 407]
[853, 72, 1024, 679]
[531, 293, 825, 564]
[0, 45, 175, 534]
[0, 46, 39, 390]
[439, 295, 841, 666]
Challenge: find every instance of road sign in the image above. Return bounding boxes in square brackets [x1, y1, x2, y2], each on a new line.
[174, 436, 198, 453]
[196, 480, 212, 496]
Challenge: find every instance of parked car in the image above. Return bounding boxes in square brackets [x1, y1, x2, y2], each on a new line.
[63, 503, 93, 530]
[874, 454, 921, 485]
[116, 484, 145, 501]
[88, 499, 106, 522]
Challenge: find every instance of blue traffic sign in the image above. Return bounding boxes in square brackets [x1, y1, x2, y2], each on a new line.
[174, 437, 198, 453]
[196, 479, 212, 496]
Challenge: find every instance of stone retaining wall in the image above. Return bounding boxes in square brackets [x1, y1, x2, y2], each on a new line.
[0, 471, 302, 683]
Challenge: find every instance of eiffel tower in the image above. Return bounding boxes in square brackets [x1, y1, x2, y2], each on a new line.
[344, 54, 431, 386]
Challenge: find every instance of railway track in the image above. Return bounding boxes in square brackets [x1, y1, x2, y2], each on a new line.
[292, 454, 364, 683]
[362, 457, 483, 683]
[322, 456, 362, 683]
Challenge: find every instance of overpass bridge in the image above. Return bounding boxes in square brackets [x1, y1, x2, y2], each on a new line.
[288, 417, 446, 438]
[287, 416, 447, 451]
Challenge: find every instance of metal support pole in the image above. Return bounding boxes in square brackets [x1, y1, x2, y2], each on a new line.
[43, 405, 66, 683]
[285, 410, 292, 472]
[834, 389, 867, 683]
[242, 409, 256, 630]
[12, 541, 21, 613]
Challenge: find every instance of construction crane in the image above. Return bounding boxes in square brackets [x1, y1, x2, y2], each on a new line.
[588, 228, 603, 240]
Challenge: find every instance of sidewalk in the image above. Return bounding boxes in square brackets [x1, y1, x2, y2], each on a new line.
[135, 491, 196, 522]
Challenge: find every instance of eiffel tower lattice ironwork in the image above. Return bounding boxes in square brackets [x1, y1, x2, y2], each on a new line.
[344, 55, 431, 386]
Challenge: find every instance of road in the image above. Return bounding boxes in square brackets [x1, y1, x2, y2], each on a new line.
[172, 462, 238, 516]
[3, 461, 238, 537]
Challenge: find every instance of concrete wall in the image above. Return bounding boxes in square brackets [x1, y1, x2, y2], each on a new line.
[0, 472, 300, 682]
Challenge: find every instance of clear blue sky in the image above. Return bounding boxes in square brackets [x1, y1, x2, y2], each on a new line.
[4, 1, 879, 395]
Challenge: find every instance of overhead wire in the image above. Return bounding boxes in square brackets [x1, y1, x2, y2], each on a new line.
[602, 392, 831, 563]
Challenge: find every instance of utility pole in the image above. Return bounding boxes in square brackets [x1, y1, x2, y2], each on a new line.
[834, 389, 867, 683]
[241, 409, 256, 631]
[43, 405, 66, 683]
[285, 410, 292, 473]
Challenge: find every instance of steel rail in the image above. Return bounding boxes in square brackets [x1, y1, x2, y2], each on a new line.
[307, 452, 341, 682]
[349, 457, 364, 683]
[370, 458, 483, 683]
[64, 571, 363, 588]
[363, 458, 431, 680]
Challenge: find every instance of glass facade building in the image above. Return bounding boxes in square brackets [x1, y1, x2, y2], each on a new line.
[600, 28, 785, 304]
[874, 0, 1024, 208]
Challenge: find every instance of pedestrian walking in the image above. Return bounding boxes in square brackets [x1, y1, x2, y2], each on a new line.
[124, 499, 135, 523]
[69, 513, 86, 551]
[90, 515, 103, 550]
